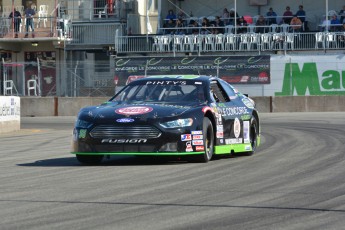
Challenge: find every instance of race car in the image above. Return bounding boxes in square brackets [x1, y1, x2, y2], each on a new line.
[71, 75, 260, 164]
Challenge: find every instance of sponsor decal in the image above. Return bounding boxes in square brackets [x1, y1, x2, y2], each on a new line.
[192, 140, 204, 145]
[218, 106, 249, 117]
[191, 130, 202, 135]
[146, 80, 187, 85]
[243, 121, 250, 143]
[225, 138, 243, 144]
[115, 106, 153, 115]
[233, 117, 241, 138]
[193, 135, 203, 140]
[186, 141, 193, 152]
[101, 138, 147, 143]
[79, 129, 87, 138]
[242, 98, 255, 109]
[219, 139, 224, 144]
[216, 131, 224, 138]
[116, 118, 135, 123]
[217, 125, 224, 132]
[181, 134, 192, 141]
[196, 146, 205, 151]
[241, 114, 251, 120]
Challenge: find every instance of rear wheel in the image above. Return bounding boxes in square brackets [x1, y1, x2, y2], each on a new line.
[76, 155, 104, 165]
[244, 117, 258, 156]
[191, 117, 214, 163]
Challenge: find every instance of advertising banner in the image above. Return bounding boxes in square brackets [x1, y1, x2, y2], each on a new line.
[271, 55, 345, 96]
[0, 96, 20, 122]
[114, 56, 270, 85]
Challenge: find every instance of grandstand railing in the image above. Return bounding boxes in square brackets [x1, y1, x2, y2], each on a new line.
[115, 31, 345, 55]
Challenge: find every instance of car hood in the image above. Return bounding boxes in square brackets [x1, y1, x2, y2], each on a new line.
[78, 102, 202, 123]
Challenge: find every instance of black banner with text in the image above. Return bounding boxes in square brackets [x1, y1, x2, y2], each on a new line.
[114, 56, 270, 85]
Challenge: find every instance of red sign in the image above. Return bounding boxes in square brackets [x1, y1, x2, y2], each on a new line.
[115, 106, 153, 115]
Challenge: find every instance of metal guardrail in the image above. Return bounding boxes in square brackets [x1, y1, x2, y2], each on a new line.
[115, 32, 345, 55]
[68, 23, 125, 46]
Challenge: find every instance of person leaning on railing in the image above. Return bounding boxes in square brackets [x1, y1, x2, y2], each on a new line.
[255, 15, 267, 33]
[163, 18, 176, 35]
[290, 15, 302, 32]
[9, 8, 21, 38]
[175, 18, 186, 35]
[24, 4, 36, 38]
[330, 14, 341, 32]
[266, 7, 277, 25]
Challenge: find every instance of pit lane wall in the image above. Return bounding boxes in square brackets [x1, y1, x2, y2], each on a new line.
[20, 54, 345, 116]
[0, 96, 20, 133]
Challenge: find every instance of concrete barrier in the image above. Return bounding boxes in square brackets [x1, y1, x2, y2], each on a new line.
[19, 96, 345, 117]
[0, 96, 20, 134]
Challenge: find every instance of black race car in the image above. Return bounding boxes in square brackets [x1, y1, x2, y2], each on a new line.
[71, 75, 260, 164]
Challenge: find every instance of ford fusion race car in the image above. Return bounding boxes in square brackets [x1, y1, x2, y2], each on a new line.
[71, 75, 260, 164]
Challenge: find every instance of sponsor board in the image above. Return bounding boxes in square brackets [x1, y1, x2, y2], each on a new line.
[0, 96, 20, 122]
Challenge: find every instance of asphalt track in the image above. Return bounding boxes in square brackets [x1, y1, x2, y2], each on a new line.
[1, 112, 345, 230]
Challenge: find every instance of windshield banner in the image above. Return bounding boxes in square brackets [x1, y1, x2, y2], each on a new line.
[114, 56, 270, 85]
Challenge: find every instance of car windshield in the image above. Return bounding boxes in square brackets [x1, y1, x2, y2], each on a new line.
[111, 81, 207, 105]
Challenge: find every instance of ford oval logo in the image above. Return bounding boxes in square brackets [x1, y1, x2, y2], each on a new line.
[116, 118, 135, 123]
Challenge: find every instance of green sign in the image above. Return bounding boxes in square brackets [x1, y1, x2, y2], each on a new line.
[275, 63, 345, 96]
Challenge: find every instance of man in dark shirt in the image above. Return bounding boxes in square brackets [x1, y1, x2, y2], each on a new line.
[283, 6, 293, 24]
[9, 9, 21, 38]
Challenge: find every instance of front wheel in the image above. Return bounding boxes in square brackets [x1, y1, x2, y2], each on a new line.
[76, 154, 104, 165]
[191, 117, 214, 163]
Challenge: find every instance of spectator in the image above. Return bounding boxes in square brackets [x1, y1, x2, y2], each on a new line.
[338, 23, 345, 44]
[222, 8, 230, 25]
[266, 7, 277, 25]
[330, 14, 341, 32]
[163, 18, 175, 34]
[237, 16, 248, 33]
[201, 17, 211, 34]
[166, 9, 176, 21]
[9, 8, 21, 38]
[189, 20, 199, 34]
[283, 6, 293, 24]
[320, 16, 331, 32]
[214, 16, 225, 33]
[290, 15, 302, 32]
[296, 5, 306, 23]
[24, 4, 36, 38]
[175, 18, 186, 35]
[229, 8, 239, 25]
[177, 10, 186, 21]
[255, 15, 266, 33]
[339, 5, 345, 23]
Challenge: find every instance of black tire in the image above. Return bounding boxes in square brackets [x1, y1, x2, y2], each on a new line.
[191, 117, 214, 163]
[244, 116, 258, 156]
[76, 154, 104, 165]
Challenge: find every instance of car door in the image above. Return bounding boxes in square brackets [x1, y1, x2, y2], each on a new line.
[209, 79, 251, 145]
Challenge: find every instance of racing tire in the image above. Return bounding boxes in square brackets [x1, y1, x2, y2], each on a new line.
[191, 117, 214, 163]
[244, 116, 258, 156]
[76, 154, 104, 165]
